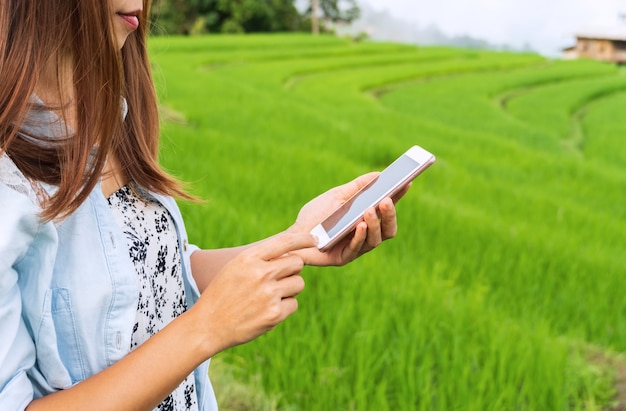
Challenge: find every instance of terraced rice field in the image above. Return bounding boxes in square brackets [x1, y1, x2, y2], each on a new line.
[149, 34, 626, 410]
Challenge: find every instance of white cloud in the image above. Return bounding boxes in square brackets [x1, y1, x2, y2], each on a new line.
[363, 0, 626, 55]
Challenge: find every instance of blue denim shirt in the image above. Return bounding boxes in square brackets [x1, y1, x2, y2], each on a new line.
[0, 158, 218, 410]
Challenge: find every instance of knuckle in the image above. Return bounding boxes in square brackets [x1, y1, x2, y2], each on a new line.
[367, 239, 380, 248]
[279, 232, 297, 247]
[283, 298, 298, 317]
[291, 275, 305, 294]
[250, 266, 267, 282]
[266, 304, 283, 324]
[261, 283, 278, 300]
[292, 256, 305, 271]
[297, 283, 305, 295]
[238, 249, 257, 265]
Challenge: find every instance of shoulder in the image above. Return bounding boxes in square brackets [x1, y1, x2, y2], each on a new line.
[0, 153, 45, 206]
[0, 183, 45, 262]
[0, 154, 47, 264]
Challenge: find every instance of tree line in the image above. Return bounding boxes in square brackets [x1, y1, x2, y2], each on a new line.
[149, 0, 360, 35]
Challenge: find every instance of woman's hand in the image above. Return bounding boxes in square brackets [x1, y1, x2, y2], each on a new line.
[189, 232, 317, 355]
[27, 233, 316, 411]
[288, 172, 410, 267]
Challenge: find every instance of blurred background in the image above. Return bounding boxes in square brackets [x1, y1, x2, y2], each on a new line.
[149, 1, 626, 410]
[151, 0, 626, 56]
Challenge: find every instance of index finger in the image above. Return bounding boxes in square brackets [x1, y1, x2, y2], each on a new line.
[251, 233, 318, 261]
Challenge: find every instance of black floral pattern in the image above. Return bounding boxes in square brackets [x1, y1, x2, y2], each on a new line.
[108, 184, 198, 411]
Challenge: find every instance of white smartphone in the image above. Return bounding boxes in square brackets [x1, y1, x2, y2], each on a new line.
[311, 145, 435, 252]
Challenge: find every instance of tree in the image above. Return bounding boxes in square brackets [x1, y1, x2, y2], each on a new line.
[150, 0, 303, 35]
[311, 0, 320, 35]
[306, 0, 361, 34]
[150, 0, 216, 35]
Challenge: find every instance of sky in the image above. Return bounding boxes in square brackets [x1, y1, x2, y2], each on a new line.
[363, 0, 626, 56]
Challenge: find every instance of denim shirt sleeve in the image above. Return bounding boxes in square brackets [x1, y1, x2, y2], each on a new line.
[0, 184, 44, 410]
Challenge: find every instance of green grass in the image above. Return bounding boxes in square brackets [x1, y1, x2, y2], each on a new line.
[149, 34, 626, 410]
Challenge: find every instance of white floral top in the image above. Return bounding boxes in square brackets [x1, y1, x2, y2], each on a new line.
[108, 184, 198, 411]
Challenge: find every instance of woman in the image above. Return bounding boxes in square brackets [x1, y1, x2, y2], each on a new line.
[0, 0, 404, 410]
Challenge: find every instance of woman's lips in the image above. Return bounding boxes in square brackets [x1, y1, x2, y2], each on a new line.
[117, 13, 140, 30]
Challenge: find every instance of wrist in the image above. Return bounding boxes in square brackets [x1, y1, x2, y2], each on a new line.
[176, 307, 226, 361]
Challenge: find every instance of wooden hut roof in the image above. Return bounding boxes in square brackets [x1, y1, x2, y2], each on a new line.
[574, 26, 626, 42]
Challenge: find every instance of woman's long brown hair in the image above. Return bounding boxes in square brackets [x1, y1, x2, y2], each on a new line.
[0, 0, 190, 221]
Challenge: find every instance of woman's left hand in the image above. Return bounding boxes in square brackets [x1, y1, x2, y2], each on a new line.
[287, 172, 410, 266]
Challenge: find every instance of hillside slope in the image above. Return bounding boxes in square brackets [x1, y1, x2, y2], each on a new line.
[150, 34, 626, 410]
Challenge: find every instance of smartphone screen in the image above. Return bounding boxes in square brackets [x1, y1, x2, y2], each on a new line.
[322, 154, 422, 238]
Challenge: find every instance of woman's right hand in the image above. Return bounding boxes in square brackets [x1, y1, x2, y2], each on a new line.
[189, 232, 317, 356]
[25, 233, 316, 411]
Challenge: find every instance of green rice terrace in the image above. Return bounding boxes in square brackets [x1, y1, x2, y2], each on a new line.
[149, 34, 626, 410]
